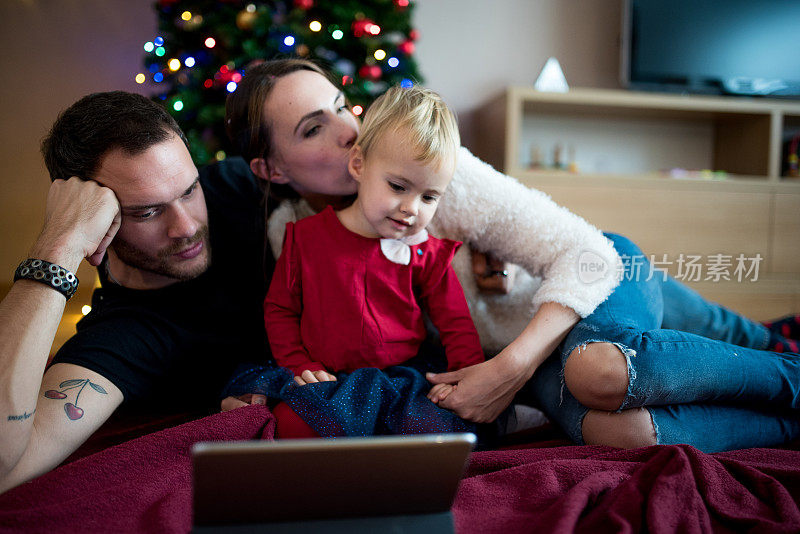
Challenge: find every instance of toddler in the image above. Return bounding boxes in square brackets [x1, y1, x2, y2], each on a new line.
[260, 85, 485, 436]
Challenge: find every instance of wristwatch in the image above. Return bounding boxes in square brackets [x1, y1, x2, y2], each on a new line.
[13, 258, 79, 300]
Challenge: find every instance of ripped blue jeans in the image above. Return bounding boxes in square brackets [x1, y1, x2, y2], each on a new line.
[527, 233, 800, 453]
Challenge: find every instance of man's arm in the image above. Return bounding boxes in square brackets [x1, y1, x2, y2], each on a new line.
[0, 177, 121, 489]
[0, 363, 122, 493]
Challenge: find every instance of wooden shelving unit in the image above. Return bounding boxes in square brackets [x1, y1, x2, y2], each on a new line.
[473, 87, 800, 320]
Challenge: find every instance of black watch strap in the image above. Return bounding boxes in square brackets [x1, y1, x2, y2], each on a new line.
[14, 258, 79, 300]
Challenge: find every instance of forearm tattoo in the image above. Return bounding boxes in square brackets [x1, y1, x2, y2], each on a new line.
[43, 379, 108, 421]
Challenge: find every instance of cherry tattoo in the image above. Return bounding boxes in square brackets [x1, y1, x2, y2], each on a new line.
[44, 379, 107, 420]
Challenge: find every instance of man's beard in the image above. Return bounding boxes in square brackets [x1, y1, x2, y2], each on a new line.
[110, 224, 212, 282]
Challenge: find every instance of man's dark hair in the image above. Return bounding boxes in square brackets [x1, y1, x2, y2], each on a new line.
[41, 91, 189, 182]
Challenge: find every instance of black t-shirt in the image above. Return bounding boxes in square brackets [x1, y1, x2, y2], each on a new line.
[51, 157, 273, 413]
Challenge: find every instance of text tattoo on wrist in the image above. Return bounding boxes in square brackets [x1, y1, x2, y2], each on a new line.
[7, 409, 36, 421]
[43, 378, 108, 420]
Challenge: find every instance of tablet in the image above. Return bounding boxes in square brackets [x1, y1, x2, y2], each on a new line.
[192, 433, 476, 527]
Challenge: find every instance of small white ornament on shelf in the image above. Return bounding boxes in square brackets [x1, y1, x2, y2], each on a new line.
[534, 57, 569, 93]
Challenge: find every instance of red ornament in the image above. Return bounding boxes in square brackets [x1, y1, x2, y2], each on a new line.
[294, 0, 314, 9]
[398, 40, 415, 56]
[352, 18, 376, 37]
[409, 29, 420, 41]
[358, 65, 382, 81]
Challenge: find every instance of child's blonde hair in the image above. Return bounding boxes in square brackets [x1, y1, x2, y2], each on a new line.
[356, 85, 459, 168]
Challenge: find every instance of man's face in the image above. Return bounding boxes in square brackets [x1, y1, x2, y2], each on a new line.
[94, 134, 210, 289]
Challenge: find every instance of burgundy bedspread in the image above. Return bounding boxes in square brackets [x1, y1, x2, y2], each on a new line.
[1, 405, 799, 533]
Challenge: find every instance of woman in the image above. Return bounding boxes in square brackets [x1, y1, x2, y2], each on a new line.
[223, 58, 800, 452]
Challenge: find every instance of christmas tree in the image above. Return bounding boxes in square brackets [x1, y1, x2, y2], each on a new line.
[138, 0, 423, 164]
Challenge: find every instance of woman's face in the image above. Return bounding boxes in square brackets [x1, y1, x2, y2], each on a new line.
[264, 70, 360, 196]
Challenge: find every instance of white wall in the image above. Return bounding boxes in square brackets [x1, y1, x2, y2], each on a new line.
[0, 0, 622, 293]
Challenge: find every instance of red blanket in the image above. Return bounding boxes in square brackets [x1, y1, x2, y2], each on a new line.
[1, 406, 798, 533]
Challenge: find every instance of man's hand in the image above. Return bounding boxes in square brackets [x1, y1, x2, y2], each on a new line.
[220, 393, 267, 412]
[294, 369, 337, 386]
[32, 177, 121, 270]
[426, 349, 533, 423]
[471, 250, 517, 295]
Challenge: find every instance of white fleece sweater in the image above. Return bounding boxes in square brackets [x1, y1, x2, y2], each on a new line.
[267, 147, 621, 355]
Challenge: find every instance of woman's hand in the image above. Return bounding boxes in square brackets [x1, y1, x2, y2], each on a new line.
[426, 348, 534, 423]
[428, 302, 580, 423]
[472, 250, 516, 295]
[294, 369, 337, 386]
[220, 393, 267, 412]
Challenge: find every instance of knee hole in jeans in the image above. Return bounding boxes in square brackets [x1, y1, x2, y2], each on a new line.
[564, 342, 629, 411]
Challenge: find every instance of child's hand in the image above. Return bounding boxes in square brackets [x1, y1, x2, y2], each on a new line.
[427, 383, 455, 404]
[294, 369, 338, 386]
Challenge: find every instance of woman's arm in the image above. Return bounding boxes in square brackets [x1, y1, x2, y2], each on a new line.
[434, 147, 620, 318]
[427, 302, 578, 422]
[427, 148, 618, 421]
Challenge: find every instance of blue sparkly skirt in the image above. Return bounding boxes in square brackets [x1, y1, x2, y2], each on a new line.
[222, 362, 478, 438]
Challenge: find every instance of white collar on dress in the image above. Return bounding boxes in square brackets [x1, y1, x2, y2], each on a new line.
[379, 229, 429, 265]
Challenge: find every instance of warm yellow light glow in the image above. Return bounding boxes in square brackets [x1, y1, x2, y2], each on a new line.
[168, 58, 181, 71]
[374, 49, 386, 61]
[81, 305, 92, 316]
[309, 20, 322, 32]
[181, 11, 192, 21]
[135, 73, 146, 84]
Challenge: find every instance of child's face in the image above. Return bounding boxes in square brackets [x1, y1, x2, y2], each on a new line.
[348, 129, 455, 239]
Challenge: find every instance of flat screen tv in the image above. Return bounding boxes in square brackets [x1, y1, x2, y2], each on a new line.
[621, 0, 800, 98]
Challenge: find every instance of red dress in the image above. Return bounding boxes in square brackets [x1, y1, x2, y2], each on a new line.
[265, 206, 484, 376]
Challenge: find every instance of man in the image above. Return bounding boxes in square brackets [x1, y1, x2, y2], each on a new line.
[0, 92, 268, 492]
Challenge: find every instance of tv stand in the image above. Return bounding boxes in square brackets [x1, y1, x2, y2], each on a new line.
[473, 87, 800, 319]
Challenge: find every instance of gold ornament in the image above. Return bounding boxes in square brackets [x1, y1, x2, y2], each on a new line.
[236, 9, 258, 30]
[183, 14, 203, 31]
